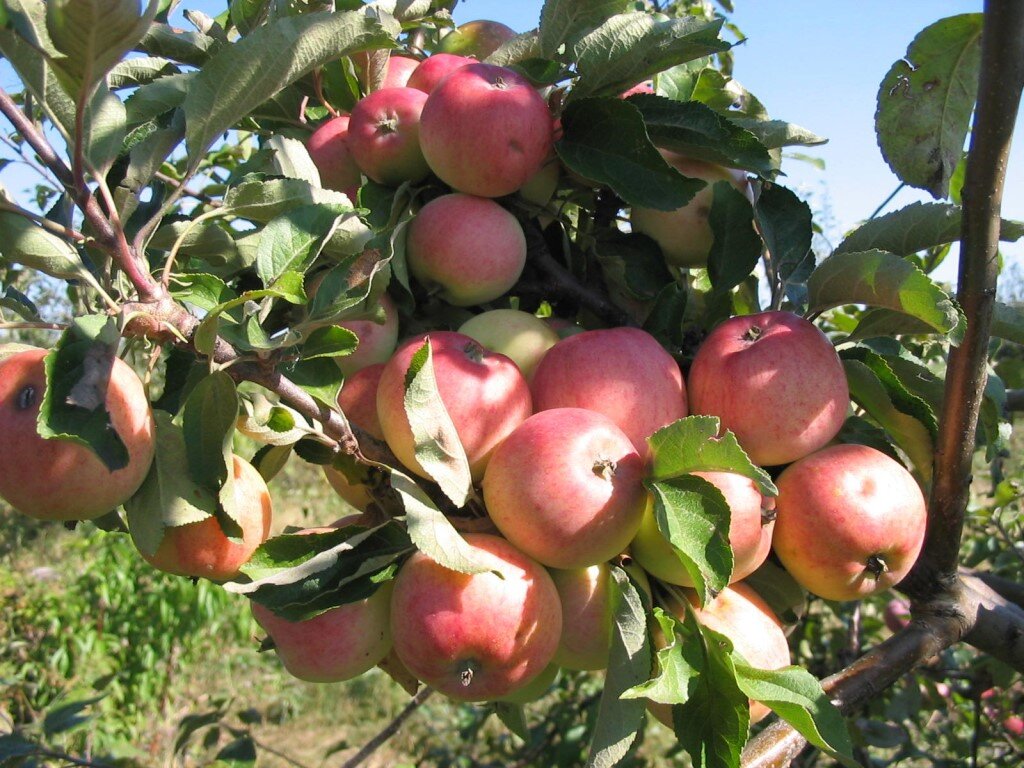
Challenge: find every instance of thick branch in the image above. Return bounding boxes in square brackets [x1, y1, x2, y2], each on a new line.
[967, 568, 1024, 609]
[0, 87, 165, 303]
[906, 0, 1024, 594]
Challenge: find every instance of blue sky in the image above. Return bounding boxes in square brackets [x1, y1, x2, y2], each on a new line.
[2, 1, 1018, 289]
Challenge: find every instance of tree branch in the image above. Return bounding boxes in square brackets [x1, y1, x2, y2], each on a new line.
[338, 687, 434, 768]
[905, 0, 1024, 595]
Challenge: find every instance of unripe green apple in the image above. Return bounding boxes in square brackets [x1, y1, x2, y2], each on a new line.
[435, 20, 516, 59]
[406, 194, 527, 306]
[0, 348, 155, 521]
[630, 472, 775, 587]
[630, 151, 751, 268]
[772, 443, 927, 602]
[458, 309, 559, 380]
[390, 533, 562, 702]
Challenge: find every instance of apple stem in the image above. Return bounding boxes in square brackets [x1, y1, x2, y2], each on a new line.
[865, 554, 889, 580]
[592, 458, 616, 480]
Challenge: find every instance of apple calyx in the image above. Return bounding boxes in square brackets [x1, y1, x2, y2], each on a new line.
[461, 340, 486, 364]
[592, 457, 617, 480]
[376, 117, 399, 135]
[742, 325, 763, 343]
[459, 660, 478, 688]
[761, 505, 778, 525]
[17, 385, 36, 410]
[865, 553, 889, 580]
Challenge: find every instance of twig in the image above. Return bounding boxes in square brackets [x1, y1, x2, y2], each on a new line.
[337, 687, 434, 768]
[903, 0, 1024, 596]
[867, 182, 906, 221]
[250, 737, 312, 768]
[154, 171, 223, 207]
[0, 198, 88, 242]
[0, 321, 67, 331]
[0, 130, 62, 188]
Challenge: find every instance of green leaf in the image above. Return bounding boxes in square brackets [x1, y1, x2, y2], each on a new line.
[807, 250, 959, 335]
[181, 370, 237, 497]
[643, 282, 688, 351]
[138, 21, 218, 66]
[570, 13, 729, 101]
[125, 72, 191, 126]
[586, 566, 651, 768]
[390, 468, 498, 576]
[107, 55, 178, 88]
[629, 96, 773, 176]
[993, 301, 1024, 344]
[537, 0, 633, 58]
[742, 561, 807, 627]
[46, 0, 159, 98]
[222, 177, 356, 223]
[39, 315, 129, 471]
[594, 230, 673, 302]
[183, 8, 399, 163]
[125, 411, 217, 557]
[836, 202, 1024, 256]
[307, 249, 391, 326]
[875, 14, 983, 198]
[842, 356, 935, 481]
[230, 523, 412, 621]
[494, 702, 529, 741]
[42, 695, 105, 737]
[755, 183, 814, 294]
[707, 181, 762, 295]
[0, 211, 82, 279]
[728, 118, 827, 150]
[646, 476, 732, 606]
[622, 607, 700, 704]
[734, 664, 857, 767]
[402, 339, 473, 508]
[266, 134, 322, 186]
[193, 284, 303, 355]
[556, 97, 704, 210]
[277, 356, 344, 406]
[647, 416, 776, 495]
[255, 203, 351, 287]
[301, 325, 358, 361]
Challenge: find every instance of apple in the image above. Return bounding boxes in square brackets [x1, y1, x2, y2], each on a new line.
[482, 408, 647, 569]
[435, 20, 517, 59]
[306, 115, 362, 201]
[389, 532, 562, 702]
[630, 151, 751, 268]
[458, 308, 560, 380]
[550, 562, 651, 671]
[772, 443, 927, 602]
[650, 583, 791, 726]
[1005, 715, 1024, 738]
[530, 327, 687, 454]
[407, 53, 474, 94]
[139, 454, 273, 581]
[0, 348, 155, 521]
[883, 598, 912, 633]
[376, 331, 532, 482]
[324, 363, 385, 509]
[335, 292, 400, 377]
[687, 310, 849, 467]
[347, 87, 431, 186]
[406, 194, 527, 306]
[620, 81, 654, 98]
[419, 63, 553, 197]
[352, 52, 420, 91]
[251, 525, 392, 683]
[630, 471, 775, 586]
[496, 663, 559, 704]
[518, 157, 560, 207]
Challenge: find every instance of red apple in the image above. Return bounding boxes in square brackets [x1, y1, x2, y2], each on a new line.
[650, 583, 790, 726]
[883, 598, 912, 633]
[458, 308, 560, 381]
[1005, 715, 1024, 738]
[381, 54, 419, 89]
[306, 115, 361, 201]
[687, 310, 849, 467]
[139, 455, 273, 581]
[620, 81, 654, 98]
[389, 532, 562, 702]
[335, 292, 399, 377]
[630, 151, 751, 268]
[550, 562, 651, 671]
[772, 443, 927, 602]
[482, 408, 647, 569]
[251, 525, 392, 683]
[530, 327, 687, 454]
[324, 363, 386, 509]
[435, 20, 517, 59]
[420, 63, 553, 197]
[630, 471, 775, 586]
[406, 194, 527, 306]
[376, 331, 531, 482]
[0, 348, 156, 521]
[347, 87, 430, 186]
[407, 53, 473, 94]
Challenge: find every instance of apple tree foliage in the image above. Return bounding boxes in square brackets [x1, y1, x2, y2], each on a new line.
[0, 0, 1021, 766]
